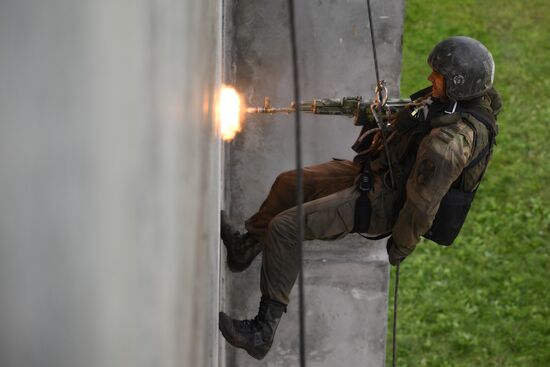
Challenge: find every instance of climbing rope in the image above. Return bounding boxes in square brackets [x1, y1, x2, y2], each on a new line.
[366, 1, 400, 366]
[286, 0, 306, 366]
[286, 1, 400, 366]
[366, 0, 396, 189]
[366, 0, 381, 84]
[392, 263, 400, 367]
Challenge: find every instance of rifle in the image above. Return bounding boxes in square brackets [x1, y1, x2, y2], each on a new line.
[246, 96, 411, 123]
[246, 86, 433, 125]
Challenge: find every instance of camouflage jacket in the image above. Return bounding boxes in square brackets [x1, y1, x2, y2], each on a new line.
[353, 89, 501, 256]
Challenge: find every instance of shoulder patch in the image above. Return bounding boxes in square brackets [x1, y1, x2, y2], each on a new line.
[431, 120, 474, 147]
[416, 158, 436, 185]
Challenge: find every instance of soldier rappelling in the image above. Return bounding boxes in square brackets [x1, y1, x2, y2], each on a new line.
[219, 35, 501, 360]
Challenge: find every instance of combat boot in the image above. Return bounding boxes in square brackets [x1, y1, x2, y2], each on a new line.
[220, 210, 262, 272]
[219, 297, 286, 360]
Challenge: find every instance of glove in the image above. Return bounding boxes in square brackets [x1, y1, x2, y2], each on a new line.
[392, 108, 417, 134]
[386, 237, 407, 266]
[354, 102, 375, 126]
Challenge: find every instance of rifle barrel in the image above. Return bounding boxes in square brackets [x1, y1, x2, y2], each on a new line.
[246, 97, 412, 115]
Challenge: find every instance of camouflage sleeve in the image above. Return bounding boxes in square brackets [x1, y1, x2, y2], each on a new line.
[391, 122, 474, 255]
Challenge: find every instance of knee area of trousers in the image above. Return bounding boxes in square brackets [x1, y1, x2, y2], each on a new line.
[267, 213, 295, 241]
[273, 170, 295, 187]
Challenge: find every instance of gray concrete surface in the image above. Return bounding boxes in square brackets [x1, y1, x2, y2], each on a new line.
[223, 0, 405, 365]
[0, 1, 222, 367]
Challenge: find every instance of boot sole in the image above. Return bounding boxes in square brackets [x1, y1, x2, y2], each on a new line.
[227, 254, 256, 273]
[220, 210, 258, 273]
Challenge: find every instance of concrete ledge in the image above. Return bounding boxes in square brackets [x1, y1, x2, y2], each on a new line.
[224, 238, 389, 367]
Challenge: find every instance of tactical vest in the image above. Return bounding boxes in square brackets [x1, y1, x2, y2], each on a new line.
[424, 105, 497, 245]
[353, 91, 499, 246]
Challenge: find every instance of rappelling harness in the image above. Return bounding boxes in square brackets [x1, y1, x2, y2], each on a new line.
[353, 89, 498, 246]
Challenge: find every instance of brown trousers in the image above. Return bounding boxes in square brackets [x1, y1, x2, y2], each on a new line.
[245, 159, 361, 304]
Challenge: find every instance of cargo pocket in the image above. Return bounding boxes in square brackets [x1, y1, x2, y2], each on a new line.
[337, 200, 356, 232]
[307, 200, 355, 241]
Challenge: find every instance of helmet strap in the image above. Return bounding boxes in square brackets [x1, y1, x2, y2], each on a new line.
[444, 100, 458, 114]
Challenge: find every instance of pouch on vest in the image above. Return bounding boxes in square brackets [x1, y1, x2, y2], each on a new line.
[424, 188, 476, 246]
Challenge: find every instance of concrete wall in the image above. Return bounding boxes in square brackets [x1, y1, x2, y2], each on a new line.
[0, 1, 222, 367]
[223, 0, 404, 365]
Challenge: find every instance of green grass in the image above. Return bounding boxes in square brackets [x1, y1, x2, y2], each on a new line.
[388, 1, 550, 365]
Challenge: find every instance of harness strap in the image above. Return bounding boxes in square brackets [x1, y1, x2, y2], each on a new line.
[466, 142, 492, 169]
[455, 106, 498, 190]
[392, 263, 400, 367]
[352, 160, 374, 234]
[358, 160, 374, 193]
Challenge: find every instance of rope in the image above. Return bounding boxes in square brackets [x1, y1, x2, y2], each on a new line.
[285, 3, 398, 367]
[366, 0, 395, 188]
[392, 263, 400, 367]
[367, 3, 401, 366]
[366, 0, 381, 85]
[287, 0, 306, 366]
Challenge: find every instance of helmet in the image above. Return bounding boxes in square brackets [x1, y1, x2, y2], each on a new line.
[428, 36, 495, 101]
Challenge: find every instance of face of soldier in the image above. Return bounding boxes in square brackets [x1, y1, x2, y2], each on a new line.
[428, 70, 447, 100]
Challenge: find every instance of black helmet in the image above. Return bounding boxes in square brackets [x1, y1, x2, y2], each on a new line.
[428, 36, 495, 101]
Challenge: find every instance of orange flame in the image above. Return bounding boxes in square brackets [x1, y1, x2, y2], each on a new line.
[219, 85, 242, 141]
